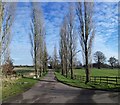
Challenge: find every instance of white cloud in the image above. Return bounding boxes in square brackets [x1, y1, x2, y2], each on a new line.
[9, 2, 118, 65]
[92, 2, 118, 61]
[93, 34, 118, 62]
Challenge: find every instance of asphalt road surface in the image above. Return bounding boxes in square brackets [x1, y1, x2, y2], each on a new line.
[3, 69, 119, 104]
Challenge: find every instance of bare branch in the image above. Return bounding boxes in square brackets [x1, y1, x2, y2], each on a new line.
[76, 2, 94, 83]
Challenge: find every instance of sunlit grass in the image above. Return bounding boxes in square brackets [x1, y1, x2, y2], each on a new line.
[55, 68, 120, 91]
[2, 68, 48, 101]
[74, 68, 119, 76]
[2, 78, 38, 101]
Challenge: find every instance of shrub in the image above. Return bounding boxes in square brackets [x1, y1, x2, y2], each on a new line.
[2, 58, 14, 76]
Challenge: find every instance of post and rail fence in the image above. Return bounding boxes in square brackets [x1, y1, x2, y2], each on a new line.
[74, 75, 120, 86]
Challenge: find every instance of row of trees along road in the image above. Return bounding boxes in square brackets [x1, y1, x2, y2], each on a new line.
[59, 5, 78, 79]
[0, 2, 48, 78]
[29, 3, 48, 78]
[0, 2, 16, 75]
[59, 2, 94, 83]
[0, 2, 118, 82]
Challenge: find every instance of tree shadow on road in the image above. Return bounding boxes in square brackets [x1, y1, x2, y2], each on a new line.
[65, 89, 97, 104]
[39, 80, 57, 83]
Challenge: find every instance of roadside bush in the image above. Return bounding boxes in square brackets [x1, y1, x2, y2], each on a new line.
[2, 58, 15, 77]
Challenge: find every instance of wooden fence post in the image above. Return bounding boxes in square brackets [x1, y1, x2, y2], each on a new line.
[94, 76, 96, 83]
[73, 75, 119, 86]
[100, 76, 101, 84]
[116, 77, 117, 85]
[106, 76, 108, 84]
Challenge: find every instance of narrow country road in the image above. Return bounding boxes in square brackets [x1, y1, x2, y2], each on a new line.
[3, 69, 119, 104]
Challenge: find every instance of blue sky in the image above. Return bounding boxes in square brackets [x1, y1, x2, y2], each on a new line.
[10, 2, 118, 65]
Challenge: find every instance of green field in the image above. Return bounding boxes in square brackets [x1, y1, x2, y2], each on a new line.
[74, 68, 119, 77]
[14, 67, 34, 75]
[55, 68, 120, 91]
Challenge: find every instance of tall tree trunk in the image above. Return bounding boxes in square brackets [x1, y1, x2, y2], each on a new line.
[111, 64, 113, 69]
[65, 45, 68, 77]
[0, 50, 1, 72]
[65, 58, 67, 77]
[39, 67, 42, 77]
[70, 50, 73, 79]
[43, 63, 45, 73]
[85, 45, 89, 84]
[34, 38, 37, 77]
[98, 62, 100, 69]
[61, 58, 64, 75]
[34, 57, 37, 76]
[76, 2, 94, 84]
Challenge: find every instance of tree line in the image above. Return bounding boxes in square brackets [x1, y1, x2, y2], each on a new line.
[0, 2, 48, 78]
[56, 2, 95, 83]
[29, 3, 48, 78]
[53, 2, 119, 84]
[94, 51, 118, 69]
[0, 2, 119, 84]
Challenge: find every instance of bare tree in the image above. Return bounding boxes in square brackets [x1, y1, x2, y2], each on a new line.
[59, 16, 68, 77]
[94, 51, 106, 69]
[59, 20, 64, 75]
[43, 41, 48, 73]
[0, 1, 4, 61]
[59, 4, 78, 79]
[76, 2, 95, 83]
[59, 36, 64, 75]
[53, 45, 58, 71]
[29, 3, 37, 77]
[67, 4, 77, 79]
[108, 57, 117, 69]
[0, 2, 16, 71]
[29, 3, 45, 78]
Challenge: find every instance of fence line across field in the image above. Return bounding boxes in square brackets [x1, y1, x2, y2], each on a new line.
[74, 75, 120, 85]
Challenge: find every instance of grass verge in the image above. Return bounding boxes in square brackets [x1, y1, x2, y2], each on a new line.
[2, 71, 48, 101]
[55, 72, 120, 92]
